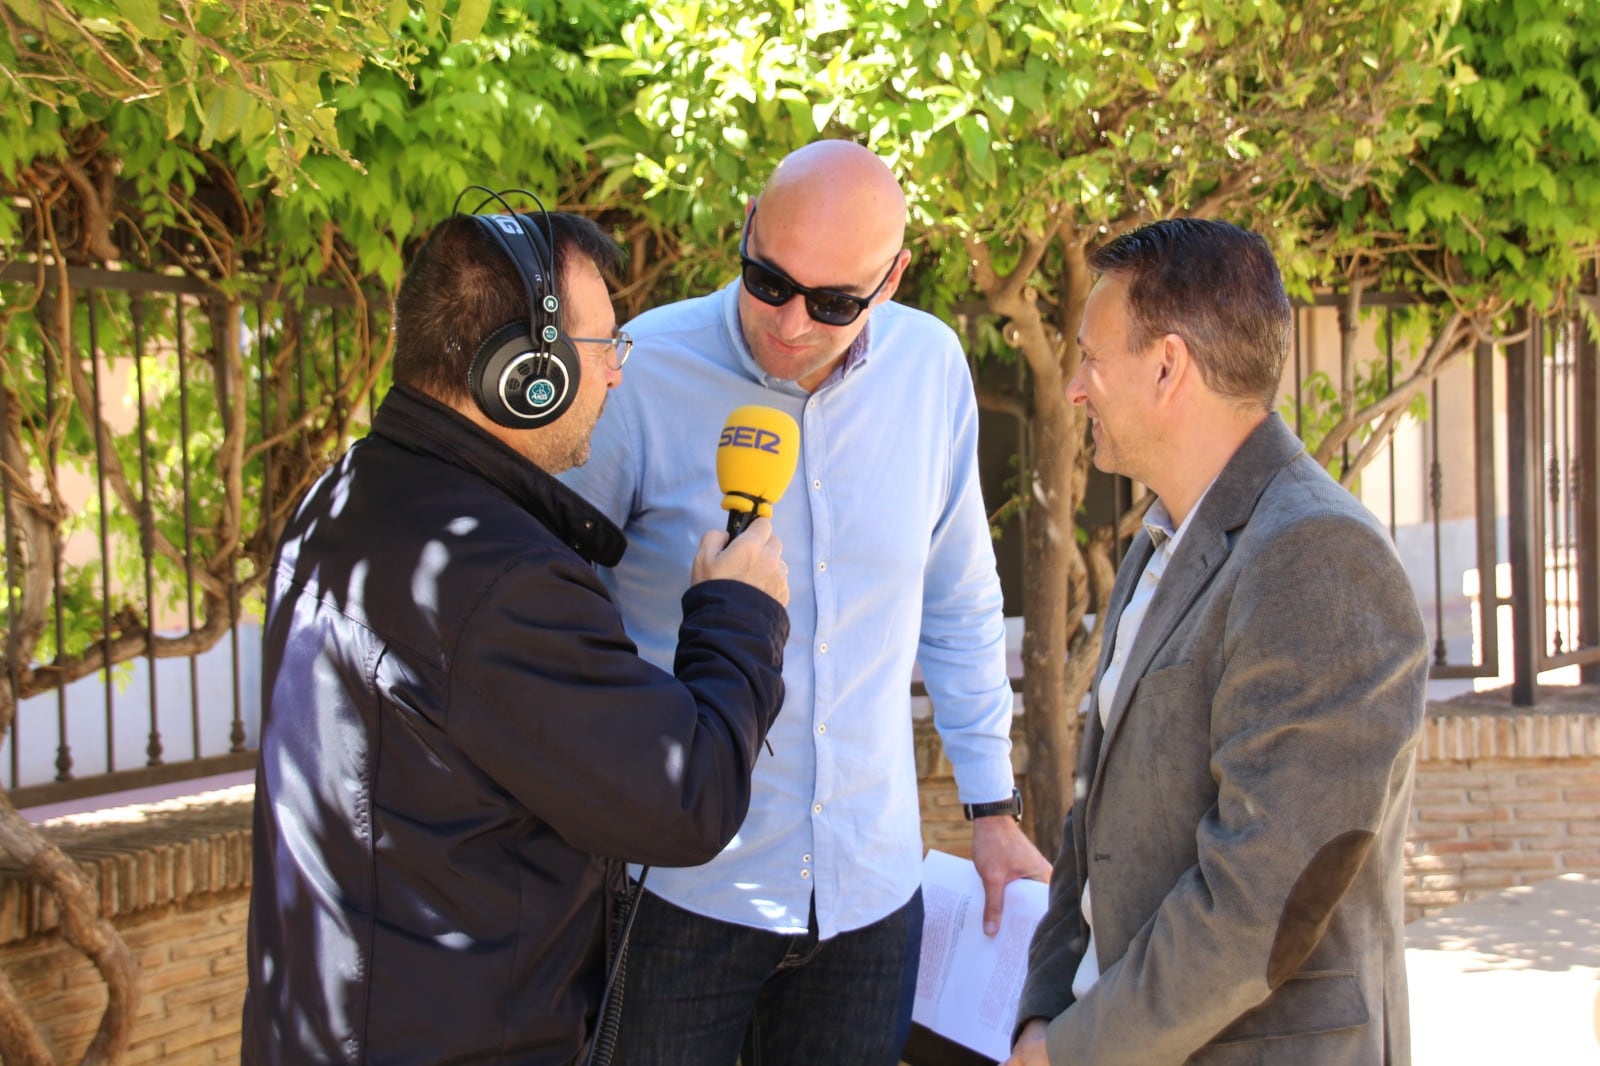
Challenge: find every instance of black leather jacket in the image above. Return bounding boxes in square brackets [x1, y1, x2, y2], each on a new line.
[242, 387, 788, 1064]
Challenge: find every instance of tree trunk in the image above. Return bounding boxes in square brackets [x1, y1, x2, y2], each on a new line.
[0, 789, 141, 1065]
[1019, 380, 1079, 847]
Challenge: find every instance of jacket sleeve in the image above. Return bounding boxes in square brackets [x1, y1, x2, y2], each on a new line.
[448, 551, 788, 866]
[1042, 511, 1427, 1064]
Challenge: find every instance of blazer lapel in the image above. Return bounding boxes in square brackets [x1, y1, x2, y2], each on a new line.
[1092, 414, 1308, 762]
[1095, 522, 1228, 754]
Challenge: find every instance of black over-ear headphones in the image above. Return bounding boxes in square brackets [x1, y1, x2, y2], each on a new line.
[454, 186, 580, 429]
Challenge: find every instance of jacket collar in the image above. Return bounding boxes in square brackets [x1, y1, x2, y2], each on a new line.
[371, 386, 626, 567]
[1192, 413, 1306, 539]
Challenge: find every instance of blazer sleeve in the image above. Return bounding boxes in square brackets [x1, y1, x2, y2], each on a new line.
[1041, 510, 1427, 1064]
[1015, 807, 1087, 1037]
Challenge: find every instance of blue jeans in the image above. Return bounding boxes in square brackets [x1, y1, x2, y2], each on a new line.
[611, 888, 924, 1066]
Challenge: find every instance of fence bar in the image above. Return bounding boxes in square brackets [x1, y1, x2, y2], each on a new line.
[89, 298, 115, 773]
[42, 296, 71, 785]
[1546, 320, 1566, 656]
[1292, 305, 1305, 441]
[1578, 316, 1600, 683]
[1471, 343, 1502, 674]
[1386, 307, 1398, 540]
[331, 305, 344, 441]
[7, 750, 255, 810]
[1430, 374, 1446, 666]
[176, 296, 203, 758]
[0, 263, 376, 307]
[258, 298, 274, 556]
[1, 369, 19, 787]
[131, 293, 163, 767]
[1506, 315, 1540, 705]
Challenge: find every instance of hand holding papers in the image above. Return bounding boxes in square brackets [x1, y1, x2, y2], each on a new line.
[910, 849, 1048, 1064]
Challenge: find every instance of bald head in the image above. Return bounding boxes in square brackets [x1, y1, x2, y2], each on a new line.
[757, 141, 907, 260]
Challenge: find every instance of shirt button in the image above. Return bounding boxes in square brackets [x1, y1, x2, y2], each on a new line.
[819, 641, 829, 653]
[813, 803, 823, 813]
[812, 479, 822, 490]
[817, 724, 827, 735]
[818, 561, 827, 571]
[800, 869, 811, 879]
[803, 854, 812, 863]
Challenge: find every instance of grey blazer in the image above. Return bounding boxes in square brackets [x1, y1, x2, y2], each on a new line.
[1017, 415, 1428, 1065]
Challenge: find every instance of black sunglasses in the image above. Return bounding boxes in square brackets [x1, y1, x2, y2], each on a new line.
[738, 206, 898, 327]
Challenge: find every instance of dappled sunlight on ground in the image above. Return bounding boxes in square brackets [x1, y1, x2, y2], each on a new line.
[1407, 873, 1600, 1064]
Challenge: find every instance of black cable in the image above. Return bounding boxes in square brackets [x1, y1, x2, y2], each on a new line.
[585, 865, 650, 1066]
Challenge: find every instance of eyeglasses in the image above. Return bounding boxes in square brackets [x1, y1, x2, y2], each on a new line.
[567, 329, 633, 370]
[738, 206, 899, 327]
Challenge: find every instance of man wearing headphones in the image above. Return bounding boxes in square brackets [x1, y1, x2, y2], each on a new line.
[242, 205, 791, 1064]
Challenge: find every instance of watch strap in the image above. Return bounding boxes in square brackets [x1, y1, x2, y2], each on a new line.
[962, 787, 1023, 821]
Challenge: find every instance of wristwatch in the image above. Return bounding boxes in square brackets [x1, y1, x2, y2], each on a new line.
[962, 787, 1023, 822]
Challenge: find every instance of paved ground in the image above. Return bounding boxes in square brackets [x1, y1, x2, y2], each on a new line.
[1407, 873, 1600, 1064]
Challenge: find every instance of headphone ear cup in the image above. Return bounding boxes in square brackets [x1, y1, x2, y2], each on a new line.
[468, 320, 582, 429]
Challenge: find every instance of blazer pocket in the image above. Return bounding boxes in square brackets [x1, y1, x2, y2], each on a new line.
[1129, 658, 1195, 704]
[1121, 660, 1202, 751]
[1121, 662, 1212, 815]
[1210, 971, 1368, 1045]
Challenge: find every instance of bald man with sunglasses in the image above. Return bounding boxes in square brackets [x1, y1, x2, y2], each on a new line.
[561, 140, 1050, 1064]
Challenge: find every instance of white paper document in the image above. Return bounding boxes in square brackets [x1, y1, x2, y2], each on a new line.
[913, 849, 1049, 1062]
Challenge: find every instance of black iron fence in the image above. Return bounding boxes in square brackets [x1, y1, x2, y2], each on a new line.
[0, 263, 386, 809]
[1507, 307, 1600, 699]
[3, 272, 1596, 809]
[1287, 295, 1599, 698]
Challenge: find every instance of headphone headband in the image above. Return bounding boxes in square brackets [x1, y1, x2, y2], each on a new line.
[456, 186, 580, 429]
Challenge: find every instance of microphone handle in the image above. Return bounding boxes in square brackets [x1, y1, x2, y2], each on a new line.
[726, 509, 757, 538]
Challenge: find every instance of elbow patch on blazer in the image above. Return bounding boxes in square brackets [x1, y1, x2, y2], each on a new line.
[1266, 829, 1376, 988]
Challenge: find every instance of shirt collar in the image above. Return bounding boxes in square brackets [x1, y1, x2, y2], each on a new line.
[1145, 478, 1216, 556]
[1143, 497, 1180, 551]
[814, 326, 872, 388]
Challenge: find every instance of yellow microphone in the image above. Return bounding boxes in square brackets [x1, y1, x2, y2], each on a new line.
[717, 404, 800, 537]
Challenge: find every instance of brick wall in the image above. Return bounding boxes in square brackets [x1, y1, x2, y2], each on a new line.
[1, 891, 250, 1063]
[1, 699, 1596, 1059]
[0, 787, 252, 1063]
[1401, 697, 1600, 919]
[914, 696, 1600, 925]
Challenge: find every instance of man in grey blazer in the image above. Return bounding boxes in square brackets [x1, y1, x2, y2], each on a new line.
[1007, 219, 1428, 1065]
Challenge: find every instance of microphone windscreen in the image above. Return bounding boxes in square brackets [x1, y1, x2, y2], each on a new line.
[717, 405, 801, 521]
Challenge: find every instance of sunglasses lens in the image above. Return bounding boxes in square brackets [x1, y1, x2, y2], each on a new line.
[742, 261, 793, 307]
[806, 295, 862, 326]
[741, 256, 866, 325]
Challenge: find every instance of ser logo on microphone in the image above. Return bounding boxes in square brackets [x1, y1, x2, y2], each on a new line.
[717, 405, 800, 538]
[718, 425, 783, 454]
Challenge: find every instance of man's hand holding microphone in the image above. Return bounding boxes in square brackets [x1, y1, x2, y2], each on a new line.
[692, 405, 800, 607]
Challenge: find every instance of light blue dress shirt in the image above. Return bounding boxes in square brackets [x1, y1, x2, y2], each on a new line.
[560, 279, 1015, 938]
